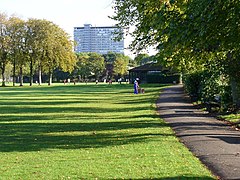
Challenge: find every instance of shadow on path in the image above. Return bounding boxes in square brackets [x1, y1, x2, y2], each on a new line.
[157, 85, 240, 180]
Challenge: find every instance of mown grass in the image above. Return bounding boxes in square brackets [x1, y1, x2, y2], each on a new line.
[0, 83, 215, 179]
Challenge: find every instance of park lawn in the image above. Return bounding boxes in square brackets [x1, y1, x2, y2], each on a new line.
[0, 83, 215, 179]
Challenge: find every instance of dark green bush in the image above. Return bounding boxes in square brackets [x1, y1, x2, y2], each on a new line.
[183, 70, 233, 112]
[199, 70, 220, 103]
[183, 72, 202, 100]
[220, 85, 233, 111]
[146, 74, 180, 83]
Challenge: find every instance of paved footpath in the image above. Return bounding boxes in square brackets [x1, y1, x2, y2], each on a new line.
[156, 85, 240, 180]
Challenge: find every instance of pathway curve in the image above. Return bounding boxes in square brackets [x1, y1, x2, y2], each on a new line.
[156, 85, 240, 180]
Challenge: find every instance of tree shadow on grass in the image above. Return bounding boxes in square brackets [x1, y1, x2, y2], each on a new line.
[0, 84, 168, 152]
[0, 105, 151, 115]
[0, 120, 171, 152]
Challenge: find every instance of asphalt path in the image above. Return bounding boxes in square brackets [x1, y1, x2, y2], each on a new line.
[156, 85, 240, 180]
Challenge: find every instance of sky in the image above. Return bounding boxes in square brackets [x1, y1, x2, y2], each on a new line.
[0, 0, 156, 58]
[0, 0, 115, 36]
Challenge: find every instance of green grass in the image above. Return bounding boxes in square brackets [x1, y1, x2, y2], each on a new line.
[219, 113, 240, 128]
[0, 83, 215, 179]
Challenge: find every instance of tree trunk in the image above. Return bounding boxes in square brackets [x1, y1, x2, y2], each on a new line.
[38, 63, 42, 85]
[19, 66, 23, 86]
[1, 53, 7, 87]
[48, 67, 52, 86]
[1, 69, 5, 87]
[30, 59, 33, 86]
[13, 59, 16, 86]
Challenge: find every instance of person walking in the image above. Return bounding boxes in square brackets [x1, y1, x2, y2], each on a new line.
[134, 79, 139, 94]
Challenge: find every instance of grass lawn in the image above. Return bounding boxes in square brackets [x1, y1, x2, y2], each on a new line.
[0, 83, 215, 179]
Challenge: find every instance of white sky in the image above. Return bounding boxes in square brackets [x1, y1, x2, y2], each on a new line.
[0, 0, 115, 37]
[0, 0, 156, 58]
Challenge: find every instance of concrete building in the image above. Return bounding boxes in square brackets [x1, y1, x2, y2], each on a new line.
[74, 24, 124, 54]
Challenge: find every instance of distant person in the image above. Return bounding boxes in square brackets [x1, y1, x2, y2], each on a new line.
[134, 79, 139, 94]
[136, 77, 140, 84]
[117, 78, 122, 84]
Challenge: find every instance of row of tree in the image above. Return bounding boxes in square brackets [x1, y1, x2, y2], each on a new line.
[0, 13, 76, 86]
[0, 13, 135, 86]
[112, 0, 240, 110]
[74, 52, 132, 82]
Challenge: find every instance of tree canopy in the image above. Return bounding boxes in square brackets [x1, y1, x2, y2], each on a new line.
[111, 0, 240, 108]
[0, 13, 76, 86]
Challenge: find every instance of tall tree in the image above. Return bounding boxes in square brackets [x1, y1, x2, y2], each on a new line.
[26, 19, 76, 86]
[113, 53, 129, 78]
[40, 21, 76, 85]
[75, 53, 91, 81]
[7, 16, 25, 86]
[112, 0, 240, 108]
[0, 13, 10, 87]
[87, 52, 105, 80]
[103, 52, 118, 79]
[25, 19, 40, 86]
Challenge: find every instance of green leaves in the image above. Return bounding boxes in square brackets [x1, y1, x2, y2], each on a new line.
[76, 52, 105, 80]
[113, 53, 129, 77]
[0, 13, 76, 86]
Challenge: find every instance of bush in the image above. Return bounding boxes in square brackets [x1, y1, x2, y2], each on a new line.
[183, 70, 233, 112]
[146, 74, 180, 83]
[220, 85, 233, 111]
[183, 72, 202, 101]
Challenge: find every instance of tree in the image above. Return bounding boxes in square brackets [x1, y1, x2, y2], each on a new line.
[134, 53, 150, 65]
[112, 0, 240, 108]
[185, 0, 240, 107]
[0, 13, 11, 87]
[75, 53, 91, 81]
[40, 21, 76, 85]
[26, 19, 76, 86]
[7, 16, 25, 86]
[103, 52, 118, 79]
[87, 52, 105, 80]
[113, 53, 129, 78]
[25, 19, 41, 86]
[75, 52, 105, 81]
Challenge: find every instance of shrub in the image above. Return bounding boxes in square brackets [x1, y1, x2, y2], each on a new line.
[183, 72, 202, 101]
[146, 74, 180, 83]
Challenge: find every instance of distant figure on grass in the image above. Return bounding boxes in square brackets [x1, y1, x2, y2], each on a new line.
[134, 78, 145, 94]
[134, 79, 139, 94]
